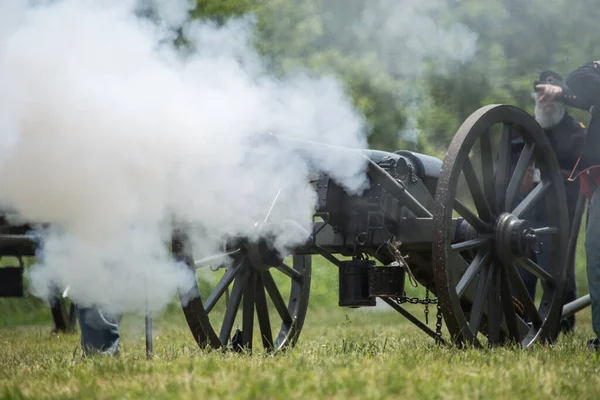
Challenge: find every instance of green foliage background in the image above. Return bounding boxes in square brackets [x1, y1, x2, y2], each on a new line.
[183, 0, 600, 159]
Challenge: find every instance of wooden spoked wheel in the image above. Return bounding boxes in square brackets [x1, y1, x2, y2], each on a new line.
[432, 104, 570, 348]
[175, 231, 312, 353]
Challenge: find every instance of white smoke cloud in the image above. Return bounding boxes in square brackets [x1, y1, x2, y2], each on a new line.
[145, 0, 196, 27]
[0, 0, 369, 315]
[358, 0, 478, 79]
[360, 0, 479, 147]
[257, 0, 479, 145]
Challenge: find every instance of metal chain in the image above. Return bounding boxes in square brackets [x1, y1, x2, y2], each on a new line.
[435, 304, 443, 342]
[424, 289, 430, 324]
[395, 292, 444, 343]
[395, 295, 438, 305]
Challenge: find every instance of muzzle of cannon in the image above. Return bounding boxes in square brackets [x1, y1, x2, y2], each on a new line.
[0, 103, 587, 352]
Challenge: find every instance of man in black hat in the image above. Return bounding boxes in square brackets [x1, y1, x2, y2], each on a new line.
[540, 62, 600, 173]
[536, 60, 600, 350]
[513, 69, 586, 334]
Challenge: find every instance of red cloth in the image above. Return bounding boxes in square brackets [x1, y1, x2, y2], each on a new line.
[566, 155, 600, 197]
[579, 167, 600, 197]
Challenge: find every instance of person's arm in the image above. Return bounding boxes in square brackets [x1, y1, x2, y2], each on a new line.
[559, 84, 592, 110]
[535, 83, 591, 110]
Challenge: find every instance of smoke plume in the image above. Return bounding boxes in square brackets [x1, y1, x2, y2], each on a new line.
[0, 0, 369, 315]
[257, 0, 479, 146]
[359, 0, 479, 142]
[354, 0, 478, 78]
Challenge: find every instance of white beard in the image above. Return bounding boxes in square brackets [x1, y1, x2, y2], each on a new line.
[534, 100, 566, 129]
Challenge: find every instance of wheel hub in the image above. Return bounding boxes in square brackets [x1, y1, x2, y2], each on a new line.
[494, 213, 538, 263]
[228, 236, 284, 272]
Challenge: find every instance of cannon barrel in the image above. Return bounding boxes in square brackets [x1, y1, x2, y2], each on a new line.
[265, 132, 434, 218]
[264, 132, 364, 155]
[265, 132, 406, 163]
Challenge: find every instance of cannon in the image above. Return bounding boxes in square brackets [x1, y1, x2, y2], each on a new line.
[170, 104, 588, 352]
[0, 104, 591, 350]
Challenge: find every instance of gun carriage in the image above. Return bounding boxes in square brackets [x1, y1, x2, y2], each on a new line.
[0, 104, 592, 350]
[0, 217, 77, 332]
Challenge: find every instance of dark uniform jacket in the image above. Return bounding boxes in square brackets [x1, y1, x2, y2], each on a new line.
[544, 113, 586, 171]
[554, 60, 600, 196]
[510, 112, 585, 172]
[562, 61, 600, 173]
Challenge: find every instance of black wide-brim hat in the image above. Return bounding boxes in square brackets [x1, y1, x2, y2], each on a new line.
[533, 70, 564, 90]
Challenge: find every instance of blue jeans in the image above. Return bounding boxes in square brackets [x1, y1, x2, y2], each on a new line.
[76, 306, 121, 356]
[585, 186, 600, 339]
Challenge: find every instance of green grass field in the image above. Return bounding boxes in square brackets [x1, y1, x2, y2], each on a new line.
[1, 248, 599, 400]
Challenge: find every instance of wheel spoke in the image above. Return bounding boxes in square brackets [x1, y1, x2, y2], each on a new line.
[505, 262, 543, 327]
[203, 262, 242, 314]
[275, 262, 303, 282]
[487, 265, 502, 346]
[193, 249, 241, 269]
[512, 180, 552, 218]
[495, 123, 512, 211]
[515, 257, 556, 287]
[451, 237, 491, 252]
[463, 158, 494, 222]
[242, 272, 256, 350]
[454, 199, 492, 233]
[254, 274, 274, 351]
[219, 269, 249, 345]
[499, 266, 522, 343]
[480, 130, 496, 214]
[455, 251, 490, 297]
[262, 270, 293, 325]
[505, 143, 535, 212]
[469, 263, 493, 335]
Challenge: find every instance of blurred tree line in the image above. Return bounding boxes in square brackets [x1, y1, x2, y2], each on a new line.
[186, 0, 600, 158]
